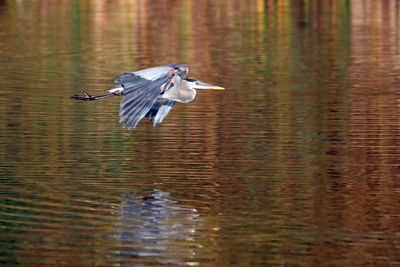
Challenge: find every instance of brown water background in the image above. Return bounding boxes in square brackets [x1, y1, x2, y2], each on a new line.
[0, 0, 400, 266]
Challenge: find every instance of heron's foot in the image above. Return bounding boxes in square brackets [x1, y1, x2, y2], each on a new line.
[70, 90, 97, 101]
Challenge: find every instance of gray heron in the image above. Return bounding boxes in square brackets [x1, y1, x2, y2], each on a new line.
[71, 64, 224, 129]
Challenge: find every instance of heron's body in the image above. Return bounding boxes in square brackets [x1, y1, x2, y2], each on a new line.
[71, 64, 224, 129]
[105, 80, 196, 103]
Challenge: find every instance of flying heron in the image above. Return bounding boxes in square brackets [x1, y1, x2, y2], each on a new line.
[71, 64, 224, 129]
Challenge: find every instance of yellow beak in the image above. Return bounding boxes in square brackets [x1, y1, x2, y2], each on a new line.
[194, 82, 225, 90]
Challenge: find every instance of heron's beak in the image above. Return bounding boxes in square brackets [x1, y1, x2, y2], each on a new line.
[193, 81, 225, 90]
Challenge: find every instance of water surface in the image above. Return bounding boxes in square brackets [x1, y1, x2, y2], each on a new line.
[1, 0, 400, 266]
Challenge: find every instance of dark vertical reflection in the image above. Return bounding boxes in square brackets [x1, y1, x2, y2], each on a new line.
[111, 189, 199, 265]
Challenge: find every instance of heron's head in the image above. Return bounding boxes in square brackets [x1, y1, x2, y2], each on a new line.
[184, 78, 225, 90]
[174, 65, 190, 77]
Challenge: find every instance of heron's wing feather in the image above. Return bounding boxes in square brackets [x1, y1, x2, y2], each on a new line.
[116, 64, 188, 129]
[113, 65, 169, 83]
[113, 64, 187, 84]
[146, 99, 176, 127]
[119, 75, 168, 129]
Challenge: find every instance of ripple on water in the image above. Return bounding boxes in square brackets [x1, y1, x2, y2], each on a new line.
[0, 187, 200, 266]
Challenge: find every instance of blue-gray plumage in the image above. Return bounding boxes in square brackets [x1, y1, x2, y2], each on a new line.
[71, 64, 224, 129]
[146, 98, 176, 126]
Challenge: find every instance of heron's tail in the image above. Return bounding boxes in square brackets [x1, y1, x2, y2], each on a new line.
[104, 85, 124, 95]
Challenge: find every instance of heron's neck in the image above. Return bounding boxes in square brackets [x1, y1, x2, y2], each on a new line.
[162, 81, 196, 103]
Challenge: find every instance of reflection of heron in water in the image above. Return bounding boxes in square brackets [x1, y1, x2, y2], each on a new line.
[71, 64, 224, 129]
[111, 189, 200, 264]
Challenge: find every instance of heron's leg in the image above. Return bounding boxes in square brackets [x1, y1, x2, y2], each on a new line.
[70, 90, 119, 101]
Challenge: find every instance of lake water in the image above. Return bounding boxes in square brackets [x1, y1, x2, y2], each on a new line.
[1, 0, 400, 266]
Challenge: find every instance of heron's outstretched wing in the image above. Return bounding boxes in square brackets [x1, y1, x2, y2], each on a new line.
[118, 75, 167, 129]
[117, 64, 187, 129]
[146, 99, 176, 127]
